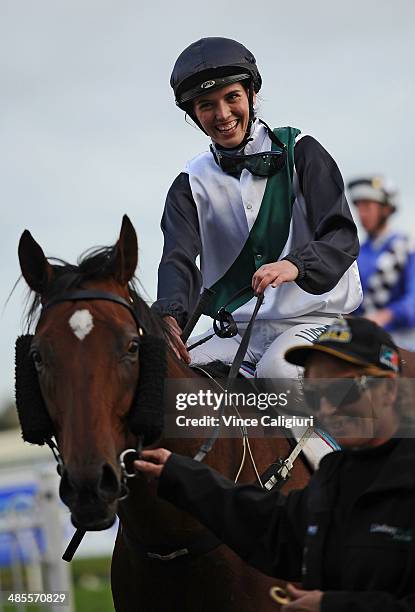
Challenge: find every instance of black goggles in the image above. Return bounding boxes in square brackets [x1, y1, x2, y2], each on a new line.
[210, 146, 287, 178]
[302, 376, 381, 412]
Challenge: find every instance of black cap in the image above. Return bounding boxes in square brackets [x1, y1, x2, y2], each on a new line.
[285, 317, 401, 373]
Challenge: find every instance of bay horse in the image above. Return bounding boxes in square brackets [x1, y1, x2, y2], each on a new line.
[16, 215, 313, 611]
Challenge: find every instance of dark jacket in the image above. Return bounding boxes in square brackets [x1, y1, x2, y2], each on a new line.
[159, 438, 415, 611]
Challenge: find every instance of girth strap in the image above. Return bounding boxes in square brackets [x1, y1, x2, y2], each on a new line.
[121, 524, 221, 562]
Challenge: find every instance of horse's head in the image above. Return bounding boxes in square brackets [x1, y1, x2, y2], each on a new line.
[16, 216, 167, 530]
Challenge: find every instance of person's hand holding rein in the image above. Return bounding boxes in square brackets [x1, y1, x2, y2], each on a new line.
[163, 315, 191, 364]
[281, 584, 323, 611]
[134, 449, 171, 479]
[252, 260, 299, 294]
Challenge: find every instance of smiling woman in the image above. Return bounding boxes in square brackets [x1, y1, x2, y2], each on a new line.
[302, 355, 400, 448]
[285, 317, 404, 448]
[151, 35, 362, 402]
[193, 82, 252, 148]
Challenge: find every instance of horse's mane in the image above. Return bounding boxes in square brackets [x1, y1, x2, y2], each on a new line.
[23, 244, 171, 342]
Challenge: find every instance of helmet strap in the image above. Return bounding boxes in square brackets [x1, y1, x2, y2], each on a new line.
[248, 81, 255, 128]
[236, 81, 256, 149]
[185, 111, 208, 135]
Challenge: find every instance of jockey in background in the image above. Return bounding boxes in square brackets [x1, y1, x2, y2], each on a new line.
[152, 36, 362, 388]
[348, 175, 415, 350]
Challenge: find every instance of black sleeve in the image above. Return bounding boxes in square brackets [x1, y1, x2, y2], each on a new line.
[151, 173, 202, 328]
[322, 591, 415, 612]
[283, 136, 359, 295]
[158, 453, 308, 579]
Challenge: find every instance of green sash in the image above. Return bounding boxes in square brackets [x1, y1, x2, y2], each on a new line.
[205, 126, 301, 318]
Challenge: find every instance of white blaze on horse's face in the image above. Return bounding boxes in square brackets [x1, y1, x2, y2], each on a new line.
[69, 309, 94, 341]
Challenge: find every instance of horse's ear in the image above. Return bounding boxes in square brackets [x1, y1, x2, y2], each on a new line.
[18, 230, 53, 294]
[112, 215, 138, 285]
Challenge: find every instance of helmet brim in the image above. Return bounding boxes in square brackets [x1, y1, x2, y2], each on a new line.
[178, 73, 251, 106]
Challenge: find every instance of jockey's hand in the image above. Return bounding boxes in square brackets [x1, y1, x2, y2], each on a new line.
[134, 448, 171, 479]
[365, 308, 393, 328]
[163, 315, 191, 364]
[281, 584, 323, 611]
[252, 260, 299, 294]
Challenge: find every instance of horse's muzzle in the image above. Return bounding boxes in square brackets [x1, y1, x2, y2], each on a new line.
[59, 461, 121, 530]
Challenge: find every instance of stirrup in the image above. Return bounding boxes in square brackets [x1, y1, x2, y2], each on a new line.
[213, 307, 238, 338]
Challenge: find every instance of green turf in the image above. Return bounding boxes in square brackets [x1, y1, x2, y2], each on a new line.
[1, 556, 114, 611]
[71, 556, 114, 611]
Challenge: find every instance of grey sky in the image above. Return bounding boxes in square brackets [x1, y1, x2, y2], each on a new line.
[1, 0, 414, 405]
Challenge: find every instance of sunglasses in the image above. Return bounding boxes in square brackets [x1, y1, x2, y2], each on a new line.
[302, 376, 380, 412]
[210, 146, 287, 177]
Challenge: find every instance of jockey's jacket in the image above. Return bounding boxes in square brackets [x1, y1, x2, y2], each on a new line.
[354, 229, 415, 332]
[153, 120, 362, 327]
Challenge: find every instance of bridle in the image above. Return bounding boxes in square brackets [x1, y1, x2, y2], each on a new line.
[42, 288, 149, 469]
[37, 289, 153, 561]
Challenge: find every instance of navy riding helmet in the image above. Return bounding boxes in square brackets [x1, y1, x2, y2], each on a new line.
[171, 37, 262, 110]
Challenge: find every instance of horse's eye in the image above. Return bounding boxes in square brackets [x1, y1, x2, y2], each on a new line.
[31, 350, 43, 371]
[127, 339, 140, 355]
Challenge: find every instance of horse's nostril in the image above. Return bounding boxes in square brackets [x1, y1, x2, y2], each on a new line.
[59, 462, 120, 505]
[98, 463, 121, 501]
[59, 468, 76, 505]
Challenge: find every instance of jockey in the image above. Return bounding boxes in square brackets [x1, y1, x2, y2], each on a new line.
[152, 37, 362, 380]
[348, 175, 415, 350]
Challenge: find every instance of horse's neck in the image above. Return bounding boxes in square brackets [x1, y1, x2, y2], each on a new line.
[120, 353, 242, 542]
[121, 352, 308, 545]
[166, 351, 198, 378]
[400, 348, 415, 377]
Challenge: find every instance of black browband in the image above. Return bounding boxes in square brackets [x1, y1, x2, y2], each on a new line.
[43, 290, 147, 334]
